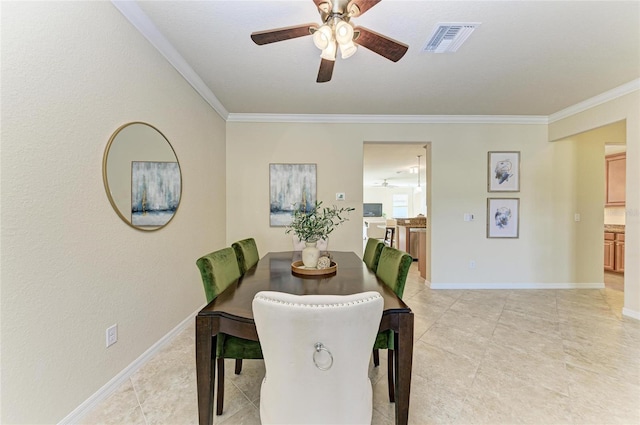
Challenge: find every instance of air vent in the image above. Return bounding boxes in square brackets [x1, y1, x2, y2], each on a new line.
[423, 23, 480, 53]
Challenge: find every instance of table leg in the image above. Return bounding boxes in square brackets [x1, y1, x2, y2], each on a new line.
[196, 317, 215, 425]
[395, 312, 414, 425]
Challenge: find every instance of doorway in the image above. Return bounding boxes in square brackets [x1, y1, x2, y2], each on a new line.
[555, 120, 626, 298]
[363, 142, 431, 282]
[604, 143, 626, 292]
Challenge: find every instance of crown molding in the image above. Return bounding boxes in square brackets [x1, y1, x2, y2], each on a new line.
[548, 79, 640, 123]
[111, 1, 637, 126]
[226, 113, 548, 124]
[111, 1, 229, 120]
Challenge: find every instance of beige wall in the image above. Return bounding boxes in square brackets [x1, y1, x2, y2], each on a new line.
[225, 123, 364, 253]
[605, 206, 627, 225]
[1, 2, 226, 422]
[226, 121, 603, 286]
[549, 91, 640, 317]
[552, 121, 627, 282]
[2, 2, 638, 423]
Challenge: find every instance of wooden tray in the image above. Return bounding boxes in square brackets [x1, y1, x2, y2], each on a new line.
[291, 260, 337, 276]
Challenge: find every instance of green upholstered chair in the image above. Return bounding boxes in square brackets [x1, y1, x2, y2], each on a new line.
[196, 247, 263, 415]
[372, 246, 413, 402]
[363, 238, 384, 272]
[232, 237, 260, 275]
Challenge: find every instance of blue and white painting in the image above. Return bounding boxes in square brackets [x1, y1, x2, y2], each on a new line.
[494, 160, 513, 185]
[488, 152, 520, 192]
[487, 198, 519, 238]
[269, 164, 316, 226]
[131, 161, 181, 227]
[494, 207, 512, 228]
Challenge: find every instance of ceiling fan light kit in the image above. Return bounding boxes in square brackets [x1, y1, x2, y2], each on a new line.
[250, 0, 409, 83]
[339, 41, 358, 59]
[312, 25, 333, 50]
[335, 20, 354, 44]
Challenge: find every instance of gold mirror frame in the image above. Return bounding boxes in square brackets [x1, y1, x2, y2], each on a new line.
[102, 122, 182, 231]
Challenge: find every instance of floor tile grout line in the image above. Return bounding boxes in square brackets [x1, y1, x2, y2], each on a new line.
[130, 376, 149, 425]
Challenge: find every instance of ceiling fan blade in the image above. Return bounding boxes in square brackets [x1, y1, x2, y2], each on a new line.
[312, 0, 331, 12]
[353, 26, 408, 62]
[251, 24, 316, 45]
[347, 0, 381, 17]
[317, 58, 335, 83]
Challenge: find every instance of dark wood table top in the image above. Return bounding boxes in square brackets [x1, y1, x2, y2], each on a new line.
[198, 251, 411, 323]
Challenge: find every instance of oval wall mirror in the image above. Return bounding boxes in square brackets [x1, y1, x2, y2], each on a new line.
[103, 122, 182, 231]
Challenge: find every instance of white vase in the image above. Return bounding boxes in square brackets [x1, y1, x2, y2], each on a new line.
[302, 241, 320, 268]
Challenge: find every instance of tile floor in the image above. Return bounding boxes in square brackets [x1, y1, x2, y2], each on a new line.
[605, 271, 625, 292]
[81, 263, 640, 425]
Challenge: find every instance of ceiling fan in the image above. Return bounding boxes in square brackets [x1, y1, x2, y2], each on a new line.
[372, 179, 398, 188]
[250, 0, 409, 83]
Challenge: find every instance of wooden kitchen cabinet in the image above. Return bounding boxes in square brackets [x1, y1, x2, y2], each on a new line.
[604, 232, 615, 271]
[605, 153, 626, 206]
[604, 231, 625, 273]
[615, 233, 625, 273]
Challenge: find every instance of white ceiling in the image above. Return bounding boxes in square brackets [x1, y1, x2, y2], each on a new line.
[115, 0, 639, 186]
[363, 143, 428, 189]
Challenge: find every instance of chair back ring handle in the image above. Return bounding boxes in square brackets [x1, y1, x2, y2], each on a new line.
[313, 342, 334, 371]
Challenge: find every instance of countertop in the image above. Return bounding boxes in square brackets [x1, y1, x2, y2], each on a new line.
[605, 224, 625, 233]
[395, 217, 427, 228]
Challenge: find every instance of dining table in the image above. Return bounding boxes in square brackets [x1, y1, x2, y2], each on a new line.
[195, 251, 414, 425]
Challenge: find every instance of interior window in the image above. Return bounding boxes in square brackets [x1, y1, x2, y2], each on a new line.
[392, 194, 409, 217]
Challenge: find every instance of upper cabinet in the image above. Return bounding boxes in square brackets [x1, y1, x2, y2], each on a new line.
[605, 153, 626, 206]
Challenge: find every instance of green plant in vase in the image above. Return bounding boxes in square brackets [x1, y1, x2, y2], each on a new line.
[286, 201, 355, 268]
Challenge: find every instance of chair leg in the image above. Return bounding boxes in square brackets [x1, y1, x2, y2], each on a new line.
[373, 349, 380, 367]
[216, 358, 225, 415]
[235, 359, 243, 375]
[387, 349, 395, 403]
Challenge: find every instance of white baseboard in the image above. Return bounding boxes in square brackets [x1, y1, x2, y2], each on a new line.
[58, 305, 204, 424]
[622, 307, 640, 321]
[428, 282, 606, 290]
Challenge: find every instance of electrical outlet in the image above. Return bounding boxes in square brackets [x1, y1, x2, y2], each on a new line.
[106, 324, 118, 348]
[469, 260, 476, 269]
[574, 213, 581, 222]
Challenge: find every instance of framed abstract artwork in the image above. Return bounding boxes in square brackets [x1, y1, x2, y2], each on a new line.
[488, 151, 520, 192]
[269, 163, 317, 227]
[131, 161, 181, 227]
[487, 198, 519, 238]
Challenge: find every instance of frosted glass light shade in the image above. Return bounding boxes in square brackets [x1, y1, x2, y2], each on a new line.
[340, 41, 357, 59]
[321, 41, 337, 60]
[335, 20, 354, 45]
[313, 25, 332, 50]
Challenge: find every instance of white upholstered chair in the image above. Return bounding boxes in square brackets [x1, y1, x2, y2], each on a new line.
[292, 235, 328, 252]
[252, 291, 383, 425]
